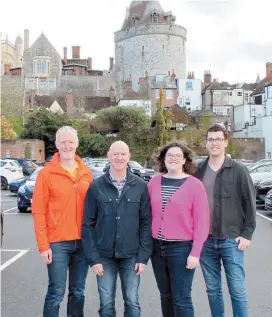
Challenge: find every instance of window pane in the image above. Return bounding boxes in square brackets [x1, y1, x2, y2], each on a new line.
[166, 90, 172, 99]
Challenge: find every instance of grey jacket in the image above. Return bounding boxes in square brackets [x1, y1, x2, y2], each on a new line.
[195, 156, 256, 240]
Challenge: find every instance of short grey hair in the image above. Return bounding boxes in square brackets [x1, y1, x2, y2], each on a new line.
[55, 126, 78, 145]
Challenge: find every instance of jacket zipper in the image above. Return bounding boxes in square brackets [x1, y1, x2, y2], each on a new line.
[72, 177, 78, 233]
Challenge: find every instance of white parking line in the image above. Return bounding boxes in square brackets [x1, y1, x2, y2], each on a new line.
[257, 212, 272, 222]
[2, 207, 18, 213]
[0, 249, 29, 272]
[1, 200, 18, 202]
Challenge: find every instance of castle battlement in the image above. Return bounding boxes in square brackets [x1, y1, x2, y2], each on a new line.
[114, 23, 187, 43]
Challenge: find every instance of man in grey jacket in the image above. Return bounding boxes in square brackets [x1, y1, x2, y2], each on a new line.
[195, 124, 256, 317]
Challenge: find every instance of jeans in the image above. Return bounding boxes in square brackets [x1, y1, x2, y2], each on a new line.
[151, 239, 195, 317]
[97, 257, 140, 317]
[200, 237, 248, 317]
[43, 240, 89, 317]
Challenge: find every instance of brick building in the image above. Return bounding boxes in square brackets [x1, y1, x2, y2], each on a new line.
[1, 139, 45, 162]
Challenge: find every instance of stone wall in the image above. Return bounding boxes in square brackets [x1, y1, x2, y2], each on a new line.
[232, 138, 265, 161]
[115, 23, 186, 92]
[1, 139, 45, 162]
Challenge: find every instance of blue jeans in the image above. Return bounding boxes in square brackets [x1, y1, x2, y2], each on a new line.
[200, 237, 248, 317]
[96, 257, 140, 317]
[151, 239, 196, 317]
[43, 240, 89, 317]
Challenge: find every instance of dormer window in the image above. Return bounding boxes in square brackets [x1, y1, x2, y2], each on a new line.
[132, 14, 140, 26]
[151, 10, 159, 23]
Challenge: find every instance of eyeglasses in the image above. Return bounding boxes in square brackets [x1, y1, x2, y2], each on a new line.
[206, 138, 225, 144]
[166, 153, 184, 159]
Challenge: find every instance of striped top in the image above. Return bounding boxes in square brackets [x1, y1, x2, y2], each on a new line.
[158, 176, 187, 240]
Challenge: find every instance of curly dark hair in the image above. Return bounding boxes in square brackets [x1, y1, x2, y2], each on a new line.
[154, 141, 196, 175]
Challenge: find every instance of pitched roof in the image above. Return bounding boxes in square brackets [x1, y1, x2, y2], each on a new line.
[121, 1, 165, 30]
[148, 76, 177, 89]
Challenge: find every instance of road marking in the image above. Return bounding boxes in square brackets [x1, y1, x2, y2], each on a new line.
[257, 212, 272, 222]
[1, 248, 36, 252]
[0, 249, 29, 272]
[3, 207, 17, 213]
[1, 200, 18, 202]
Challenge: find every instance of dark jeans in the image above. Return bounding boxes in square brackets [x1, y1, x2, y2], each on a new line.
[200, 237, 248, 317]
[43, 240, 89, 317]
[151, 239, 196, 317]
[97, 257, 140, 317]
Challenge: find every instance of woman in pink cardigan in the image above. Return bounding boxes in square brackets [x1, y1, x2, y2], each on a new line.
[148, 141, 210, 317]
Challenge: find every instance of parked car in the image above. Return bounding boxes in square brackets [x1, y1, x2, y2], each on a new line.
[9, 158, 38, 176]
[1, 209, 3, 246]
[248, 163, 272, 174]
[128, 161, 156, 181]
[256, 159, 272, 165]
[255, 177, 272, 204]
[9, 176, 28, 194]
[264, 189, 272, 210]
[0, 159, 24, 190]
[250, 168, 272, 185]
[17, 168, 42, 212]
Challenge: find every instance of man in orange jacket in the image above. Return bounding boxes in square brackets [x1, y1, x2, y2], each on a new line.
[32, 126, 93, 317]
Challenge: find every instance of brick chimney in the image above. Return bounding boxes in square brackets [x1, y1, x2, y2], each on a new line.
[72, 46, 80, 59]
[204, 70, 212, 86]
[171, 69, 176, 80]
[191, 71, 195, 79]
[109, 57, 114, 71]
[266, 62, 272, 81]
[24, 29, 29, 50]
[88, 57, 92, 70]
[109, 86, 115, 101]
[123, 76, 132, 92]
[63, 47, 67, 63]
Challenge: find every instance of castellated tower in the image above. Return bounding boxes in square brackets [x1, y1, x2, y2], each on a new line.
[114, 0, 187, 92]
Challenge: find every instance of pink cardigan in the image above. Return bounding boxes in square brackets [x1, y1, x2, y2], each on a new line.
[148, 175, 210, 258]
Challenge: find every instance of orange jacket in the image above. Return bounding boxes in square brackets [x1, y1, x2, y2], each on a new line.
[32, 153, 93, 253]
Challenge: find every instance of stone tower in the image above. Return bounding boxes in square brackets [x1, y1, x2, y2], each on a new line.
[15, 35, 23, 63]
[114, 0, 187, 92]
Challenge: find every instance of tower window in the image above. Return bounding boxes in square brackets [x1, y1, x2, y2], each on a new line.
[162, 44, 165, 50]
[151, 11, 159, 23]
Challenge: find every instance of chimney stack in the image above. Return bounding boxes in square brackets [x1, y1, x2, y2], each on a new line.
[204, 70, 212, 86]
[109, 57, 114, 71]
[192, 71, 195, 79]
[266, 62, 272, 81]
[72, 46, 80, 59]
[63, 47, 67, 62]
[24, 29, 29, 50]
[88, 57, 92, 70]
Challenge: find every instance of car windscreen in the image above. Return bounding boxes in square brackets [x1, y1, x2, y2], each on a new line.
[129, 161, 143, 168]
[29, 169, 41, 181]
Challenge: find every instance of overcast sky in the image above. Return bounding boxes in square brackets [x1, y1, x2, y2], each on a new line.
[1, 0, 271, 84]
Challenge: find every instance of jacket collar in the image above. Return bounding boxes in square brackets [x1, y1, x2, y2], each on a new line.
[196, 155, 232, 180]
[45, 152, 91, 177]
[104, 167, 136, 185]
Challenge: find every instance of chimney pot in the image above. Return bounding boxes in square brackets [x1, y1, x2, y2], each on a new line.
[72, 46, 81, 59]
[88, 57, 92, 70]
[24, 29, 29, 50]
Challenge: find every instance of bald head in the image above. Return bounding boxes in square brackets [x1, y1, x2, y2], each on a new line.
[107, 141, 130, 172]
[109, 141, 130, 153]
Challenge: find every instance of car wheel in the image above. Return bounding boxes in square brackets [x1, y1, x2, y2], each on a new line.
[18, 207, 28, 213]
[1, 177, 8, 190]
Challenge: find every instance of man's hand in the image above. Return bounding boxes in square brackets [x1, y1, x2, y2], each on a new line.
[235, 237, 251, 251]
[41, 249, 52, 264]
[135, 263, 146, 275]
[92, 264, 104, 276]
[186, 255, 199, 270]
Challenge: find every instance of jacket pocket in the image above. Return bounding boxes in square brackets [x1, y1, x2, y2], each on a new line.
[126, 198, 140, 215]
